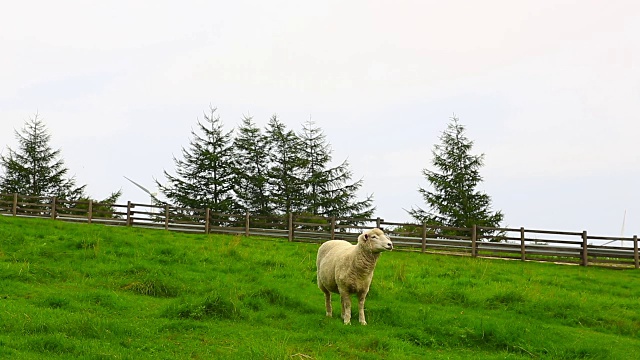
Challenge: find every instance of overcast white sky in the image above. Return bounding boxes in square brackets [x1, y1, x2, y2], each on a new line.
[1, 1, 639, 236]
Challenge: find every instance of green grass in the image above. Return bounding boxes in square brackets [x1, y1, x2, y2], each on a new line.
[1, 215, 639, 359]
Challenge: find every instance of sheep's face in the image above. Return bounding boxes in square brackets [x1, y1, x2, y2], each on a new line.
[362, 228, 393, 253]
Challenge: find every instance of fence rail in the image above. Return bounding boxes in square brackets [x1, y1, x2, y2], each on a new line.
[1, 193, 638, 269]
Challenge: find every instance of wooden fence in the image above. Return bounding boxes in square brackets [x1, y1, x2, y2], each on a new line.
[1, 193, 638, 269]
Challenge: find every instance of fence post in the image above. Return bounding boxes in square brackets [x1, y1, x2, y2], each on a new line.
[581, 231, 588, 266]
[288, 213, 294, 242]
[164, 205, 169, 230]
[376, 217, 381, 229]
[205, 208, 210, 234]
[126, 201, 132, 226]
[245, 212, 250, 237]
[51, 196, 57, 220]
[471, 225, 477, 257]
[421, 223, 427, 253]
[330, 217, 336, 240]
[12, 193, 18, 216]
[520, 227, 526, 261]
[634, 235, 639, 269]
[88, 200, 93, 224]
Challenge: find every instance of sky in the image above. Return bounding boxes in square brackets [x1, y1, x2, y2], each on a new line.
[1, 0, 639, 237]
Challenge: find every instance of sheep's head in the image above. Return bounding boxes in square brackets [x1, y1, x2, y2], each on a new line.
[359, 228, 393, 253]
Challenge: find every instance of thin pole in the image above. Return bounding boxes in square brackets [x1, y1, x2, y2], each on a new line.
[205, 208, 211, 234]
[12, 193, 17, 216]
[471, 225, 477, 257]
[330, 217, 336, 240]
[165, 205, 169, 230]
[421, 223, 427, 253]
[288, 213, 293, 242]
[520, 227, 526, 261]
[126, 201, 132, 226]
[581, 231, 588, 266]
[245, 212, 250, 237]
[634, 235, 638, 269]
[51, 196, 57, 220]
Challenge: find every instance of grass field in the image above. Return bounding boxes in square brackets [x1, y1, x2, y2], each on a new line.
[1, 215, 639, 359]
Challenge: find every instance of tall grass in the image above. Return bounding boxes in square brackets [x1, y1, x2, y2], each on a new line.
[1, 215, 639, 359]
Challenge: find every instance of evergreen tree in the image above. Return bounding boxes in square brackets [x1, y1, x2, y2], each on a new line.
[157, 105, 236, 214]
[298, 120, 375, 219]
[409, 116, 503, 233]
[232, 115, 271, 215]
[0, 113, 86, 200]
[298, 120, 330, 216]
[265, 116, 307, 214]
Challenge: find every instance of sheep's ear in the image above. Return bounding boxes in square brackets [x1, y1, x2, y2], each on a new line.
[363, 233, 369, 241]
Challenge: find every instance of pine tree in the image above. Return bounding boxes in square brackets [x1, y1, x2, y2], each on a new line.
[298, 120, 375, 219]
[157, 105, 236, 214]
[0, 113, 86, 200]
[409, 116, 503, 233]
[299, 120, 330, 216]
[232, 115, 271, 215]
[265, 116, 307, 214]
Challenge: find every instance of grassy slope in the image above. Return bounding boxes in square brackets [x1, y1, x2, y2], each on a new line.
[1, 215, 639, 359]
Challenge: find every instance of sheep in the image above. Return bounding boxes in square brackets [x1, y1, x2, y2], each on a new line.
[316, 228, 393, 325]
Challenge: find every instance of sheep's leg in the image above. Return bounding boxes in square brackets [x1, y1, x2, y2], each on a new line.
[340, 290, 352, 325]
[321, 288, 332, 317]
[357, 292, 368, 325]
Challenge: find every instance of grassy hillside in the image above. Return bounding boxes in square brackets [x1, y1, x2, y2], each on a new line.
[1, 215, 639, 359]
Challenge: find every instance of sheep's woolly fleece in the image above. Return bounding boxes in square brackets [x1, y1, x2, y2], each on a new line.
[316, 228, 393, 325]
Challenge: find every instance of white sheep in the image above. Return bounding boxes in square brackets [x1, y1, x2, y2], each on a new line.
[316, 228, 393, 325]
